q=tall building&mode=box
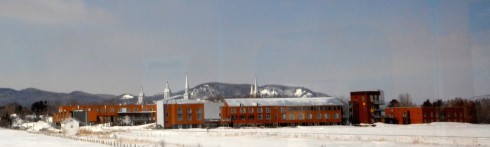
[163,81,171,99]
[183,75,190,100]
[137,87,145,104]
[349,90,384,124]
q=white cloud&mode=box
[0,0,114,25]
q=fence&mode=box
[32,131,152,147]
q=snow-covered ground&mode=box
[112,123,490,147]
[3,122,490,147]
[0,128,107,147]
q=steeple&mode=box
[250,84,254,96]
[183,75,189,100]
[163,81,171,99]
[251,77,259,98]
[255,78,258,98]
[137,86,144,104]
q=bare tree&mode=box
[398,93,415,107]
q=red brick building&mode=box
[53,104,156,126]
[220,97,344,127]
[385,107,465,124]
[349,91,384,124]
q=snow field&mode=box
[3,122,489,147]
[0,128,108,147]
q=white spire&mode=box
[184,75,189,100]
[252,77,259,98]
[164,81,171,99]
[137,86,144,104]
[250,84,254,96]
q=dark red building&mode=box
[220,97,344,127]
[385,107,465,124]
[349,91,384,124]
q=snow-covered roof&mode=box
[224,97,343,107]
[162,99,205,104]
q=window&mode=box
[265,108,271,113]
[289,114,295,120]
[266,114,271,120]
[177,108,183,121]
[280,107,286,113]
[94,108,98,112]
[240,108,246,113]
[334,113,339,119]
[102,108,106,113]
[248,108,254,113]
[431,112,434,117]
[299,114,304,120]
[362,96,365,102]
[325,114,330,119]
[134,107,138,112]
[177,108,183,114]
[370,95,373,101]
[231,108,236,113]
[110,107,114,112]
[258,115,263,120]
[177,114,183,121]
[240,115,246,120]
[316,114,322,119]
[197,114,202,120]
[423,113,427,118]
[307,114,312,119]
[258,107,263,113]
[282,114,287,120]
[248,115,255,120]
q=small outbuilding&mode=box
[61,117,80,135]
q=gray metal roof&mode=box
[224,97,343,107]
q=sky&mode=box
[0,0,489,104]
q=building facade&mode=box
[53,104,156,126]
[220,97,343,127]
[349,91,384,124]
[156,100,209,129]
[385,107,465,124]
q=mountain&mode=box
[470,94,490,100]
[148,82,329,101]
[0,83,329,106]
[0,88,116,107]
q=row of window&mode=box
[61,107,154,113]
[177,108,203,114]
[230,113,340,121]
[230,106,341,114]
[423,112,463,118]
[176,113,202,121]
[288,106,341,111]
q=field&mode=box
[2,122,489,147]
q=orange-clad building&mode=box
[385,107,465,124]
[162,102,205,129]
[220,97,344,127]
[53,104,156,126]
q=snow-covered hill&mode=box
[158,82,328,100]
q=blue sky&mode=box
[0,0,489,104]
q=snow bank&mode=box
[21,121,60,133]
